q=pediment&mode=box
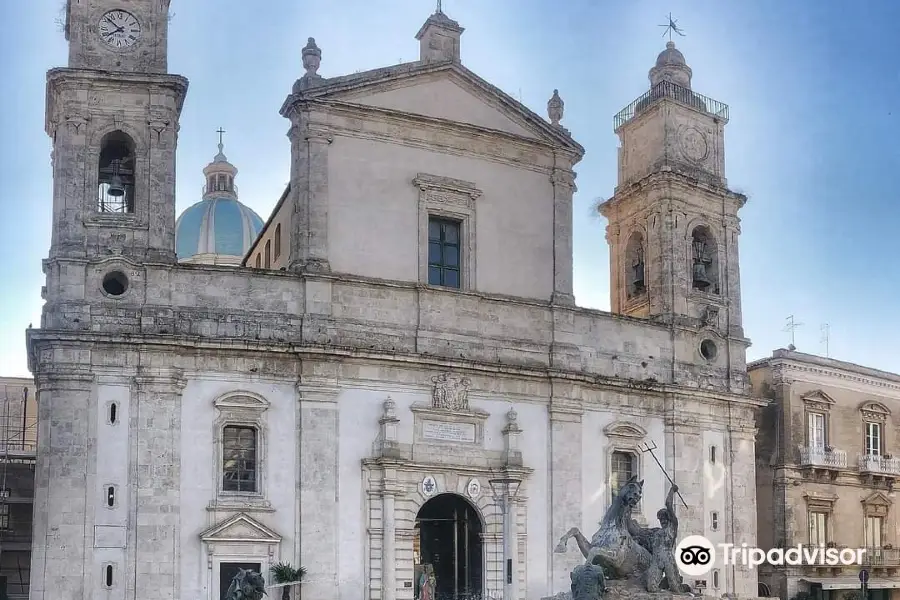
[862,491,892,507]
[800,389,836,409]
[199,512,281,543]
[604,421,648,439]
[296,62,582,152]
[213,390,270,411]
[859,401,890,421]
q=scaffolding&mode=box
[0,380,37,600]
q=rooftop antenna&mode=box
[783,315,803,348]
[658,13,685,41]
[820,324,830,357]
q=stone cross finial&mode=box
[302,37,321,77]
[547,89,564,126]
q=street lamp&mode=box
[488,473,522,600]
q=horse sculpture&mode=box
[224,568,267,600]
[555,475,652,581]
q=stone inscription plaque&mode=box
[423,420,476,443]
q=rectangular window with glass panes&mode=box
[427,217,461,288]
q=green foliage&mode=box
[269,562,306,584]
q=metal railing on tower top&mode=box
[613,81,729,130]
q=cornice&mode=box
[600,170,745,216]
[766,359,900,395]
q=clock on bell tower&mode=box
[64,0,170,72]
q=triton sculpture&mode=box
[224,569,267,600]
[555,475,689,597]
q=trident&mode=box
[638,440,688,508]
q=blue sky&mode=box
[2,1,899,378]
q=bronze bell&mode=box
[106,159,126,197]
[692,260,710,289]
[632,260,645,291]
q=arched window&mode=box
[264,240,271,269]
[274,224,281,260]
[97,131,136,214]
[624,231,646,298]
[690,225,719,294]
[255,254,261,268]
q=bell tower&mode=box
[598,42,747,342]
[46,0,187,265]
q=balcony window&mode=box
[427,217,461,289]
[866,422,882,456]
[808,413,826,449]
[808,511,828,546]
[866,516,883,549]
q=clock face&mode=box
[98,10,141,49]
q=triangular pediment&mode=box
[199,512,281,543]
[862,491,892,507]
[295,62,582,152]
[800,389,836,406]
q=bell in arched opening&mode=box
[106,159,126,197]
[692,239,712,290]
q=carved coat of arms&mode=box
[431,373,471,411]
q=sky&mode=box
[1,1,900,378]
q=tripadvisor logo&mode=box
[675,536,866,576]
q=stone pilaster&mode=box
[550,167,576,305]
[29,371,95,600]
[145,115,179,263]
[728,426,759,598]
[49,115,90,258]
[297,370,340,600]
[129,367,185,600]
[382,489,399,600]
[548,381,583,593]
[286,120,332,274]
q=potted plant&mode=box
[270,562,306,600]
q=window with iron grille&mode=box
[222,426,257,492]
[427,217,461,288]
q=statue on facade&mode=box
[417,564,436,600]
[224,569,267,600]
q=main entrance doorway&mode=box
[414,494,484,600]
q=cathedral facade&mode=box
[29,2,762,600]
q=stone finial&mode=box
[293,37,324,93]
[502,405,522,466]
[547,89,564,126]
[506,407,518,424]
[302,37,321,76]
[377,396,401,457]
[383,396,397,418]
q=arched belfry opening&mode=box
[690,225,719,294]
[624,231,646,298]
[414,493,484,600]
[98,130,136,214]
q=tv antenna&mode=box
[658,13,685,41]
[783,315,803,348]
[820,324,830,357]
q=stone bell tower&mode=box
[46,0,187,267]
[598,42,747,346]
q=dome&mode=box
[176,196,264,265]
[655,41,686,67]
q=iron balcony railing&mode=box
[203,183,238,196]
[799,445,848,469]
[613,81,729,130]
[859,454,900,476]
[861,547,900,567]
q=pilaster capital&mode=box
[133,367,186,392]
[550,168,577,193]
[296,377,339,403]
[35,371,94,392]
[305,125,333,144]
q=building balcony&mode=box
[862,547,900,568]
[799,446,848,469]
[858,454,900,476]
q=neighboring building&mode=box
[29,2,763,600]
[752,349,900,600]
[175,141,265,265]
[0,377,38,600]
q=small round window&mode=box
[699,339,718,361]
[101,271,129,297]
